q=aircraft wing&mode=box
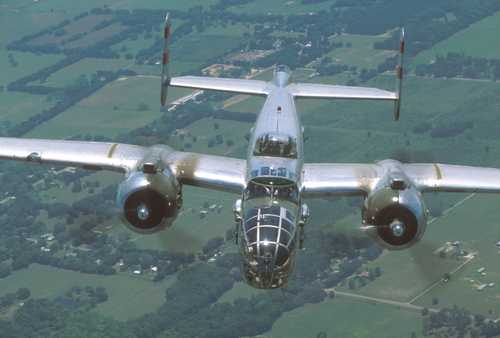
[0,137,147,173]
[163,151,246,193]
[0,137,246,194]
[301,163,380,198]
[287,83,398,101]
[169,76,271,95]
[403,163,500,193]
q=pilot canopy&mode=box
[253,133,297,159]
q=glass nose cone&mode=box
[137,204,150,221]
[240,205,298,288]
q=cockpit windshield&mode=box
[253,133,297,159]
[276,64,290,73]
[244,181,299,205]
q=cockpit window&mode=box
[253,133,297,159]
[276,65,289,73]
[244,181,299,205]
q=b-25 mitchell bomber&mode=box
[2,15,500,289]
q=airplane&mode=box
[2,15,500,289]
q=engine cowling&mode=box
[116,168,181,233]
[362,186,428,250]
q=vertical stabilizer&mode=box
[160,13,171,106]
[394,28,405,121]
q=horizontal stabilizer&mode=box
[169,76,271,95]
[287,83,398,101]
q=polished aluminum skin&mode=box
[116,168,181,234]
[4,21,500,288]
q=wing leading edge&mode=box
[0,137,147,173]
[301,163,380,198]
[302,162,500,198]
[403,163,500,193]
[0,138,246,194]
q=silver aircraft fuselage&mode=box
[238,66,305,288]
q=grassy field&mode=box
[327,33,397,69]
[0,91,53,126]
[0,3,66,48]
[229,0,335,15]
[26,76,192,139]
[30,14,115,47]
[338,193,500,317]
[1,0,219,16]
[413,11,500,66]
[44,58,135,87]
[267,297,421,338]
[171,34,243,63]
[0,264,176,321]
[411,194,500,316]
[168,117,251,157]
[0,51,64,87]
[37,171,121,205]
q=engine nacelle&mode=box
[116,168,181,234]
[362,186,427,250]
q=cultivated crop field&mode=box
[327,33,397,69]
[413,10,500,65]
[0,92,52,126]
[26,77,192,139]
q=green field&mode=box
[267,297,421,338]
[413,11,500,66]
[0,4,65,48]
[1,0,219,17]
[44,58,135,87]
[327,34,397,69]
[412,194,500,316]
[168,117,251,157]
[0,264,176,321]
[171,34,243,63]
[339,193,500,317]
[200,22,254,38]
[37,171,121,205]
[229,0,335,15]
[30,14,115,47]
[0,91,53,126]
[0,51,64,87]
[26,76,192,139]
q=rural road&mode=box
[327,289,439,314]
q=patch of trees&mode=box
[64,286,109,307]
[317,57,354,76]
[422,306,500,337]
[2,297,131,338]
[0,288,31,310]
[416,52,500,81]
